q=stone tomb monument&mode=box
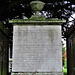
[9,1,66,75]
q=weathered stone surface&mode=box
[11,72,63,75]
[12,25,62,72]
[30,1,45,20]
[9,19,66,25]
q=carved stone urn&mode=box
[30,1,45,20]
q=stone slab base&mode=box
[11,72,63,75]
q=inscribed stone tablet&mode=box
[12,25,62,72]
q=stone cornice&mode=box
[9,18,66,25]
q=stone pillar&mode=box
[9,1,66,75]
[9,18,65,75]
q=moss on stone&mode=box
[9,18,65,21]
[29,15,46,21]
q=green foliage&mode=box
[63,69,67,75]
[62,47,66,55]
[64,58,67,68]
[63,58,67,74]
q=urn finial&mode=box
[30,0,46,20]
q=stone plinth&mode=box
[9,19,66,75]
